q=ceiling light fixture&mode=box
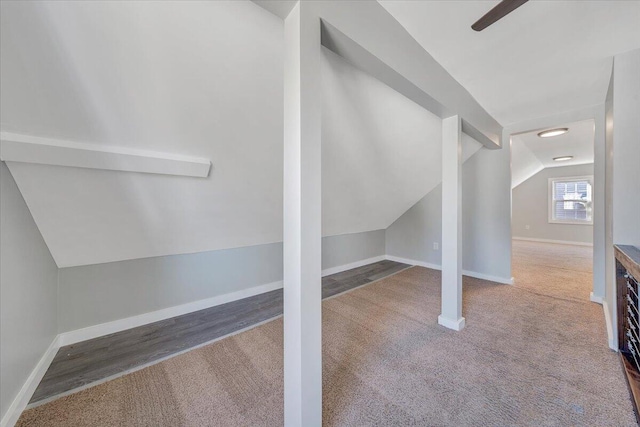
[553,156,573,162]
[538,128,569,138]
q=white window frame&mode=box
[548,175,594,225]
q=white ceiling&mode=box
[516,119,595,168]
[380,0,640,125]
[511,119,594,188]
[1,1,481,267]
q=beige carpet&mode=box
[18,241,636,426]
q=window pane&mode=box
[554,200,589,221]
[552,179,592,222]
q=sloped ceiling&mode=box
[1,1,481,267]
[516,119,595,168]
[511,119,594,188]
[380,0,640,125]
[510,138,543,189]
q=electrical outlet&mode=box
[525,225,530,230]
[433,242,439,250]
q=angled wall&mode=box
[0,162,58,425]
[386,144,512,283]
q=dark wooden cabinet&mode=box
[615,244,640,424]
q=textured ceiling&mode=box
[380,0,640,125]
[1,1,481,267]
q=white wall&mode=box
[0,162,58,423]
[604,68,615,348]
[605,48,640,349]
[612,48,640,246]
[512,164,594,245]
[1,1,463,269]
[386,144,513,282]
[510,136,544,189]
[461,145,512,281]
[322,230,385,270]
[386,184,442,267]
[58,230,385,333]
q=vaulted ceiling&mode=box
[380,0,640,125]
[511,119,595,188]
[517,119,595,168]
[1,1,481,267]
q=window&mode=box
[548,176,593,224]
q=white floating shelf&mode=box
[0,132,211,178]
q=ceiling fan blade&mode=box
[471,0,529,32]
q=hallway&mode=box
[17,242,635,426]
[512,240,594,302]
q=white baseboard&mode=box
[321,255,386,276]
[590,292,604,304]
[385,255,441,271]
[462,270,515,285]
[1,336,60,427]
[385,255,514,285]
[437,315,466,331]
[58,255,389,346]
[512,237,593,247]
[602,299,617,351]
[59,280,284,346]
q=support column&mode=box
[283,3,322,427]
[438,115,465,331]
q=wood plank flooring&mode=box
[30,260,409,405]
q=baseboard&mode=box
[385,255,441,271]
[385,255,514,285]
[590,292,604,304]
[437,315,466,331]
[321,255,386,276]
[462,270,515,285]
[58,255,389,346]
[602,299,617,351]
[58,280,284,346]
[0,336,60,427]
[512,237,593,247]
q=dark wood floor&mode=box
[30,260,410,405]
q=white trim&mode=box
[321,255,386,276]
[58,255,388,346]
[0,132,211,178]
[548,175,594,225]
[28,256,408,409]
[590,292,604,304]
[0,336,60,427]
[462,270,514,285]
[512,236,593,247]
[385,255,441,271]
[385,255,514,285]
[602,299,617,351]
[58,280,283,346]
[437,315,466,331]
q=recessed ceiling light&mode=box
[538,128,569,138]
[553,156,573,162]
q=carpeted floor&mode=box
[17,241,636,426]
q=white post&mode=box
[283,3,322,427]
[438,115,465,331]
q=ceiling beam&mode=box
[315,1,502,149]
